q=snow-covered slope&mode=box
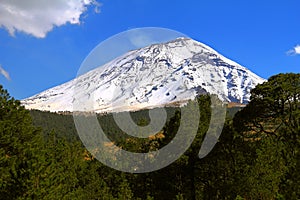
[22,37,265,113]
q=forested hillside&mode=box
[0,73,299,199]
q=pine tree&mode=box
[233,73,300,199]
[0,85,41,199]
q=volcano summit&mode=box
[22,38,265,113]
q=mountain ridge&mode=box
[22,37,265,113]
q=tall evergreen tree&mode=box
[0,85,42,199]
[233,73,300,199]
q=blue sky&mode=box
[0,0,299,100]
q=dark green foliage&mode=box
[0,73,299,199]
[29,110,79,142]
[234,73,300,139]
[233,73,300,199]
[0,85,42,199]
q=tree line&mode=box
[0,73,299,199]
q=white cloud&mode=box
[129,35,157,48]
[0,0,100,38]
[127,30,159,48]
[0,65,11,80]
[287,45,300,56]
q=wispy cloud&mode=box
[0,0,101,38]
[127,29,159,48]
[287,45,300,56]
[0,65,11,80]
[129,34,157,48]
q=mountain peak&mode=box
[22,38,265,113]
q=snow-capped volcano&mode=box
[22,37,265,113]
